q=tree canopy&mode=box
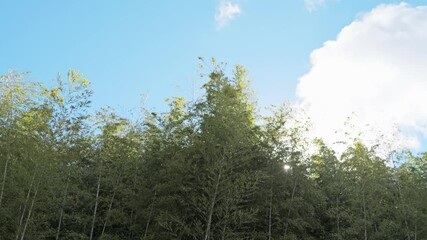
[0,62,426,239]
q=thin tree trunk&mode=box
[142,200,153,240]
[100,188,117,238]
[336,196,340,240]
[129,209,135,240]
[90,172,102,240]
[1,76,15,208]
[220,206,229,240]
[0,155,10,208]
[404,219,410,240]
[284,177,297,237]
[100,171,124,239]
[204,168,222,240]
[17,204,22,225]
[15,172,36,240]
[56,169,71,240]
[221,225,227,240]
[395,179,411,240]
[268,188,273,240]
[128,164,139,240]
[20,183,39,240]
[414,211,417,240]
[142,191,156,239]
[100,191,115,238]
[362,189,367,240]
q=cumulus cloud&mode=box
[304,0,326,12]
[297,3,427,154]
[215,0,241,30]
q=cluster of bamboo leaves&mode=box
[0,63,426,240]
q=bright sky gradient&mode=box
[1,0,427,151]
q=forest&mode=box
[0,61,426,240]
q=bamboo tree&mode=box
[15,171,36,240]
[19,183,39,240]
[0,72,27,208]
[204,163,222,240]
[100,172,122,238]
[55,166,71,240]
[90,168,102,240]
[0,155,9,208]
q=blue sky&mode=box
[2,0,427,151]
[0,0,413,110]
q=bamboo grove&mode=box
[0,62,427,239]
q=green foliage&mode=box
[1,63,427,239]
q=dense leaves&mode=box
[0,63,427,239]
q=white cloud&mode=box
[296,3,427,154]
[215,0,241,30]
